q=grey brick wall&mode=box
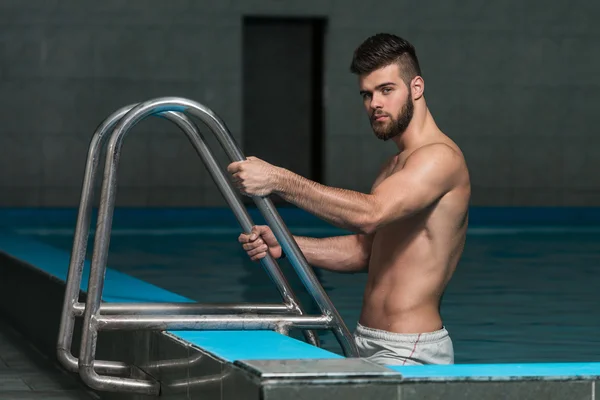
[0,1,598,207]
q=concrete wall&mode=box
[0,1,598,207]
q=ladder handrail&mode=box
[57,104,319,373]
[168,97,356,353]
[126,98,357,355]
[58,106,321,394]
[56,104,137,376]
[57,97,358,395]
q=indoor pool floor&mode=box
[0,317,95,400]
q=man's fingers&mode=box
[227,162,242,173]
[251,251,267,261]
[250,226,261,241]
[242,240,264,251]
[240,225,269,245]
[239,232,262,243]
[253,225,272,239]
[247,245,268,257]
[231,173,242,184]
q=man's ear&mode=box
[411,76,425,100]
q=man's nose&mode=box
[370,93,384,110]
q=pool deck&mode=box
[0,208,599,399]
[0,317,96,400]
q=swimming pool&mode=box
[3,206,600,364]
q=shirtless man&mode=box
[227,33,471,366]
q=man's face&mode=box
[358,64,414,141]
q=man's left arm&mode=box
[274,144,463,234]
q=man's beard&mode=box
[370,94,414,141]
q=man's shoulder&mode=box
[404,142,469,191]
[407,142,465,168]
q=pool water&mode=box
[5,207,600,364]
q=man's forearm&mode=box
[292,234,371,273]
[274,169,378,234]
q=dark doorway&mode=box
[242,17,326,204]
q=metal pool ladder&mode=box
[56,97,359,395]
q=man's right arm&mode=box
[292,234,373,273]
[240,157,392,272]
[290,156,393,273]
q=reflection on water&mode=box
[31,228,600,364]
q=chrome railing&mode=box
[57,97,359,395]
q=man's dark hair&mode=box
[350,33,422,86]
